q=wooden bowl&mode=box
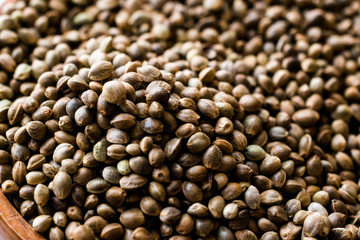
[0,190,45,240]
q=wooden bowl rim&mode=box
[0,190,45,240]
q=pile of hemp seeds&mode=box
[0,0,360,239]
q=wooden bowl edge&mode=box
[0,190,45,240]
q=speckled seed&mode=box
[102,80,126,104]
[86,178,110,194]
[53,171,72,199]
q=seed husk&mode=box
[86,178,110,194]
[202,145,222,170]
[120,174,148,190]
[103,80,126,104]
[26,171,47,185]
[303,212,325,237]
[88,61,113,81]
[34,184,50,206]
[208,195,225,218]
[244,145,266,161]
[72,225,95,240]
[100,223,124,240]
[245,185,260,210]
[84,216,108,233]
[120,208,145,228]
[260,190,283,205]
[32,215,52,233]
[187,132,211,153]
[292,109,320,127]
[279,222,301,240]
[53,171,72,199]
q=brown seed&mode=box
[110,113,136,130]
[148,181,166,202]
[102,80,126,104]
[199,67,215,83]
[223,203,239,220]
[148,148,166,167]
[26,171,46,185]
[208,195,225,218]
[176,109,200,124]
[243,115,263,137]
[102,166,121,184]
[34,184,50,206]
[8,101,23,125]
[88,61,113,81]
[182,181,203,202]
[258,218,278,233]
[53,171,72,200]
[187,132,211,153]
[279,222,301,240]
[26,121,47,140]
[137,65,161,83]
[105,187,126,208]
[235,229,257,240]
[335,152,353,170]
[100,223,124,240]
[267,205,288,223]
[303,212,324,237]
[187,203,208,217]
[86,178,110,194]
[292,109,320,127]
[221,182,242,200]
[84,216,108,233]
[49,227,65,240]
[131,227,154,240]
[106,128,130,144]
[260,189,283,205]
[202,145,222,170]
[32,215,52,233]
[240,94,261,112]
[120,208,145,228]
[260,155,281,174]
[1,179,18,194]
[229,130,247,151]
[197,99,219,119]
[285,199,301,218]
[11,143,30,162]
[140,196,162,216]
[72,225,95,240]
[190,56,208,71]
[12,161,27,185]
[53,143,74,163]
[140,117,164,134]
[245,185,260,210]
[215,117,234,135]
[185,165,207,182]
[146,87,170,105]
[67,75,89,92]
[54,131,76,145]
[120,174,148,190]
[160,206,182,225]
[298,134,314,158]
[213,139,234,154]
[175,213,194,235]
[107,144,127,160]
[81,90,98,109]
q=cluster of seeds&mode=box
[0,0,360,239]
